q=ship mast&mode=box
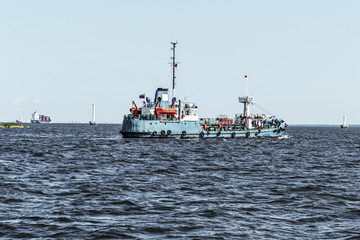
[171,41,178,100]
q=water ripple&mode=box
[0,124,360,239]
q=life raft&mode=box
[156,108,177,115]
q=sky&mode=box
[1,0,359,124]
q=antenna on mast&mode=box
[245,75,248,96]
[171,41,178,100]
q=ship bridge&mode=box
[155,88,170,108]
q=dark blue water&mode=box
[1,124,359,239]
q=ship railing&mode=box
[125,114,179,121]
[201,119,283,131]
[238,96,254,103]
[202,124,280,132]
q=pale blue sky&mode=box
[1,0,359,124]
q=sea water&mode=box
[0,124,359,239]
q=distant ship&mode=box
[89,102,98,125]
[340,115,348,128]
[31,111,52,123]
[15,117,23,123]
[120,42,287,138]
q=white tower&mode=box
[341,115,348,128]
[90,102,97,125]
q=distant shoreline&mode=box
[0,123,29,128]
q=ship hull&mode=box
[120,118,202,138]
[120,119,286,138]
[31,120,51,124]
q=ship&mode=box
[15,117,23,123]
[31,110,52,123]
[120,42,287,138]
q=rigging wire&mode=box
[253,103,273,116]
[254,102,286,120]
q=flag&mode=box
[174,63,178,68]
[139,94,145,99]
